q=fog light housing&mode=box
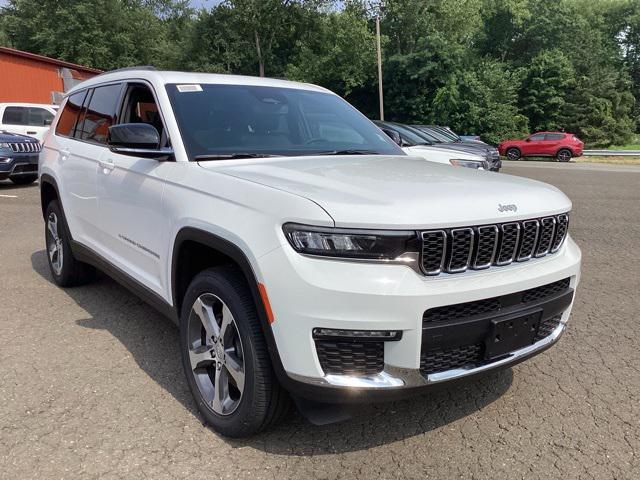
[0,157,12,163]
[312,328,402,342]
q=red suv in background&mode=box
[498,132,584,162]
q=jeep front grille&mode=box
[8,142,41,153]
[420,213,569,275]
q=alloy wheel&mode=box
[557,150,571,162]
[506,148,520,160]
[47,212,64,276]
[187,293,245,416]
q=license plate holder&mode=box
[484,309,542,360]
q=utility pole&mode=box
[375,14,384,121]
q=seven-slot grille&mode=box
[8,142,41,153]
[420,213,569,275]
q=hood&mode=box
[430,141,495,156]
[199,155,571,229]
[0,130,38,143]
[405,145,484,161]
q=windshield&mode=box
[380,123,432,146]
[165,84,403,160]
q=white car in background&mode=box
[375,120,492,170]
[0,103,58,142]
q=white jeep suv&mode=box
[40,69,581,437]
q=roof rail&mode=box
[103,65,158,74]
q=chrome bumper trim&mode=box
[289,323,565,390]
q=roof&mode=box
[0,102,58,111]
[67,69,332,96]
[0,46,103,74]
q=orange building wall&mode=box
[0,52,66,103]
[0,52,96,103]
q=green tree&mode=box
[285,9,377,96]
[520,50,575,132]
[0,0,190,70]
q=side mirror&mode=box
[381,128,402,146]
[525,138,531,142]
[108,123,173,159]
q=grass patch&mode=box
[574,156,640,165]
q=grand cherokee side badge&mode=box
[498,204,518,213]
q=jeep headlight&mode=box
[449,158,488,169]
[283,223,418,260]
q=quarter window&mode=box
[76,84,122,145]
[55,91,87,137]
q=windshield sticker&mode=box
[177,84,203,93]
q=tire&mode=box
[180,266,291,437]
[44,200,95,287]
[506,147,521,160]
[10,174,37,185]
[556,149,572,162]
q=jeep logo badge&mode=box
[498,204,518,213]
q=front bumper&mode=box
[0,153,39,180]
[258,235,581,402]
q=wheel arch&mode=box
[40,173,60,219]
[170,227,288,382]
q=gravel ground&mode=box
[0,162,638,479]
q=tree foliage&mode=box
[1,0,638,146]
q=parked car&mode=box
[374,121,493,170]
[498,132,584,162]
[0,130,41,185]
[412,124,501,169]
[40,68,581,437]
[460,134,483,143]
[0,103,58,142]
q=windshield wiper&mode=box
[314,149,380,156]
[195,153,280,161]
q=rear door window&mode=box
[55,91,88,137]
[545,133,565,141]
[76,83,123,145]
[26,107,55,126]
[529,134,546,141]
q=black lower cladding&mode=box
[315,340,384,376]
[420,278,572,376]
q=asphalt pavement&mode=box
[0,161,638,479]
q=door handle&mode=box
[99,159,115,172]
[60,149,70,162]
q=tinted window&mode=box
[77,84,122,144]
[529,134,546,141]
[2,106,55,126]
[545,133,565,141]
[2,106,27,125]
[26,107,54,126]
[55,91,87,137]
[166,84,402,159]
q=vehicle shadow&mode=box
[31,249,513,455]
